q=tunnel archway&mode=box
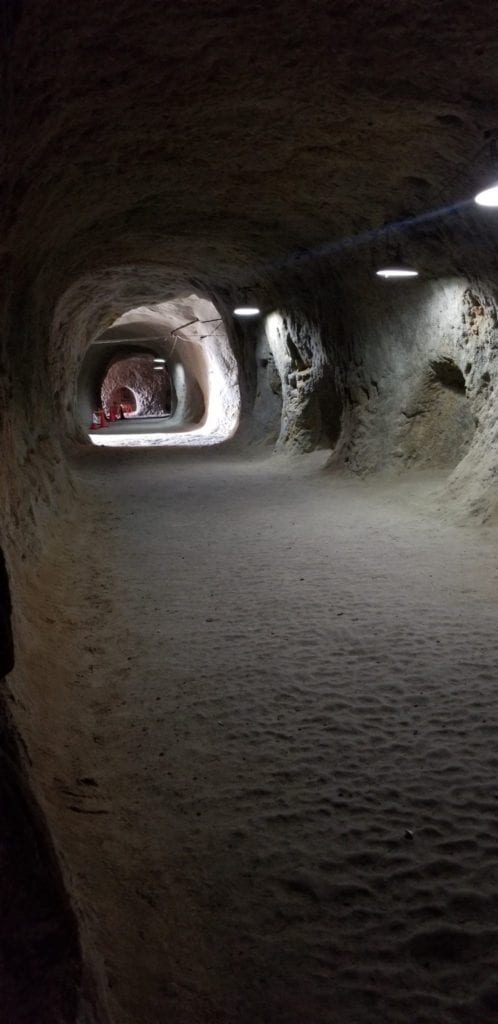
[50,270,243,449]
[75,293,241,447]
[100,354,171,419]
[108,386,137,416]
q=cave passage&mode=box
[4,4,498,1023]
[101,355,172,420]
[83,295,240,448]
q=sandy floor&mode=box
[9,448,498,1024]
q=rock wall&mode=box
[0,550,14,678]
[263,308,342,452]
[0,708,84,1024]
[324,270,498,520]
[248,263,498,519]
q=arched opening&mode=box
[398,356,475,469]
[82,293,240,447]
[108,386,137,416]
[100,354,172,419]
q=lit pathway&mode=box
[89,415,229,447]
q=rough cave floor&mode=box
[9,450,498,1024]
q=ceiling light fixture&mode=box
[376,266,418,279]
[475,184,498,207]
[153,357,166,363]
[233,307,260,316]
[474,138,498,206]
[375,234,418,279]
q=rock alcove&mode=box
[396,356,476,469]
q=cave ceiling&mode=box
[3,1,498,291]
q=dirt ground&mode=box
[8,447,498,1024]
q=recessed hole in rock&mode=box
[398,357,474,469]
[429,358,466,393]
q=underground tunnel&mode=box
[75,295,240,447]
[2,4,498,1023]
[100,355,173,420]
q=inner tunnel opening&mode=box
[80,293,241,448]
[100,355,172,420]
[108,386,137,417]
